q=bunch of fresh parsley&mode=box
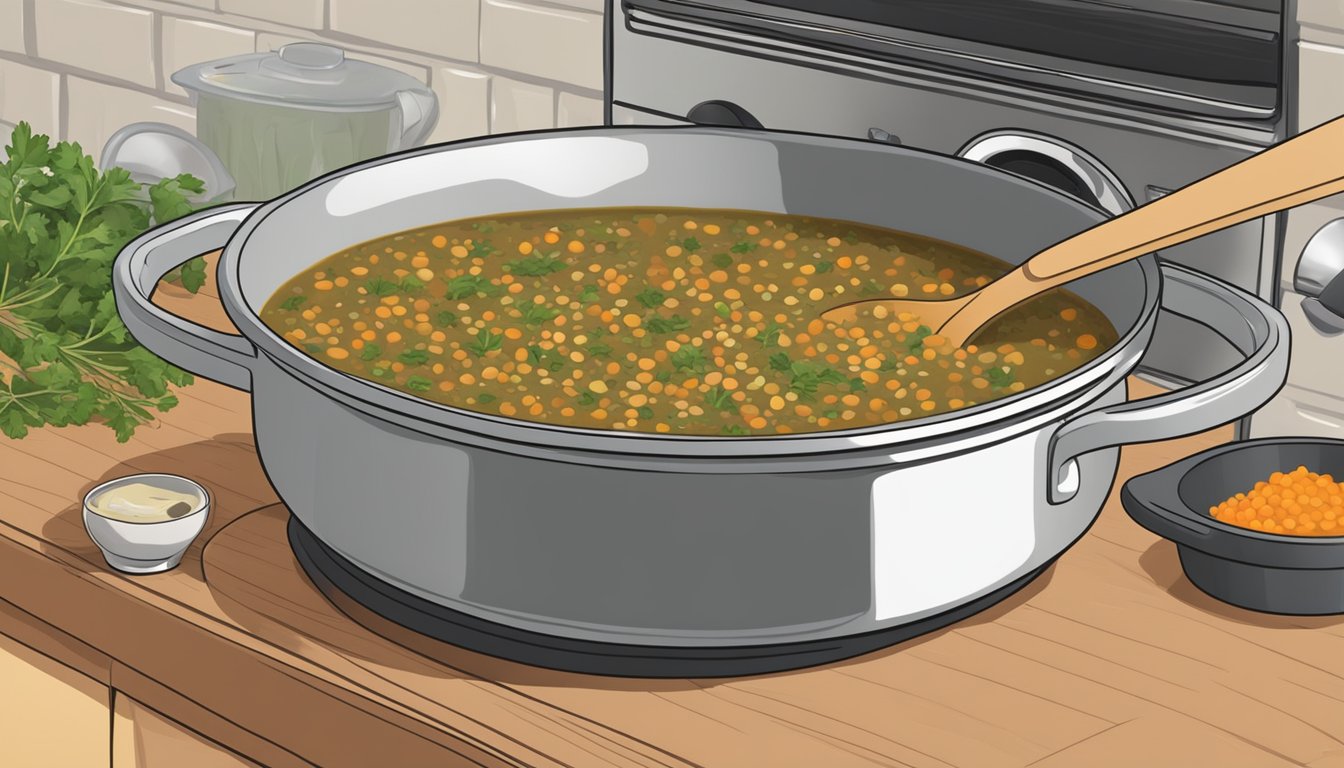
[0,122,206,441]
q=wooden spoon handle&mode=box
[1024,114,1344,285]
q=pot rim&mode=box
[215,126,1161,458]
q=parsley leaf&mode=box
[705,385,735,411]
[987,366,1016,388]
[859,278,886,296]
[365,278,399,297]
[520,303,561,325]
[670,346,709,373]
[907,325,933,353]
[468,329,503,357]
[445,274,499,300]
[505,254,566,276]
[0,122,203,441]
[756,322,783,347]
[279,294,307,311]
[635,286,666,308]
[398,349,430,365]
[788,361,846,400]
[645,314,690,334]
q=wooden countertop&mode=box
[1,278,1342,768]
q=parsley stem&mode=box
[0,282,60,313]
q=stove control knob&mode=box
[686,100,763,130]
[958,131,1134,217]
[867,127,901,145]
[1295,218,1344,333]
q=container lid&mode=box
[170,43,429,110]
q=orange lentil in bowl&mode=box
[1210,465,1344,536]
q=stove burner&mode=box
[288,516,1051,677]
[982,150,1104,210]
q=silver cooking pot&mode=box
[113,128,1288,676]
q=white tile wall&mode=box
[429,66,490,143]
[329,0,478,62]
[1298,0,1344,35]
[545,0,605,10]
[1296,42,1344,131]
[491,76,553,133]
[480,0,603,90]
[1280,40,1344,288]
[0,0,604,167]
[0,59,60,138]
[1253,23,1344,437]
[557,91,602,127]
[217,0,325,29]
[65,77,195,158]
[33,0,158,87]
[161,17,256,96]
[0,0,26,55]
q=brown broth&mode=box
[260,208,1117,435]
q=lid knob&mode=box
[277,43,345,70]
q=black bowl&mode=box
[1121,438,1344,615]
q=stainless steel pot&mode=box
[113,128,1289,676]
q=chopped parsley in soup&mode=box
[261,208,1117,435]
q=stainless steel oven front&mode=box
[605,0,1293,422]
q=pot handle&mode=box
[396,88,440,149]
[1047,263,1289,504]
[112,204,259,392]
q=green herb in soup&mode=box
[260,208,1117,435]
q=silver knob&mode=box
[277,42,345,69]
[1294,218,1344,333]
[867,127,901,145]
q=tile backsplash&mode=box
[0,0,604,161]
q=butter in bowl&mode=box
[1122,438,1344,615]
[82,473,210,574]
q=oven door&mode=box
[620,0,1283,120]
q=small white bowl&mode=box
[82,473,210,574]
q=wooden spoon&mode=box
[821,114,1344,347]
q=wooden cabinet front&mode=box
[0,630,110,767]
[113,693,259,768]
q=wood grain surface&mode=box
[0,265,1341,767]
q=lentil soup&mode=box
[260,208,1118,435]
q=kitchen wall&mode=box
[0,0,605,162]
[1250,1,1344,439]
[1285,0,1344,292]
